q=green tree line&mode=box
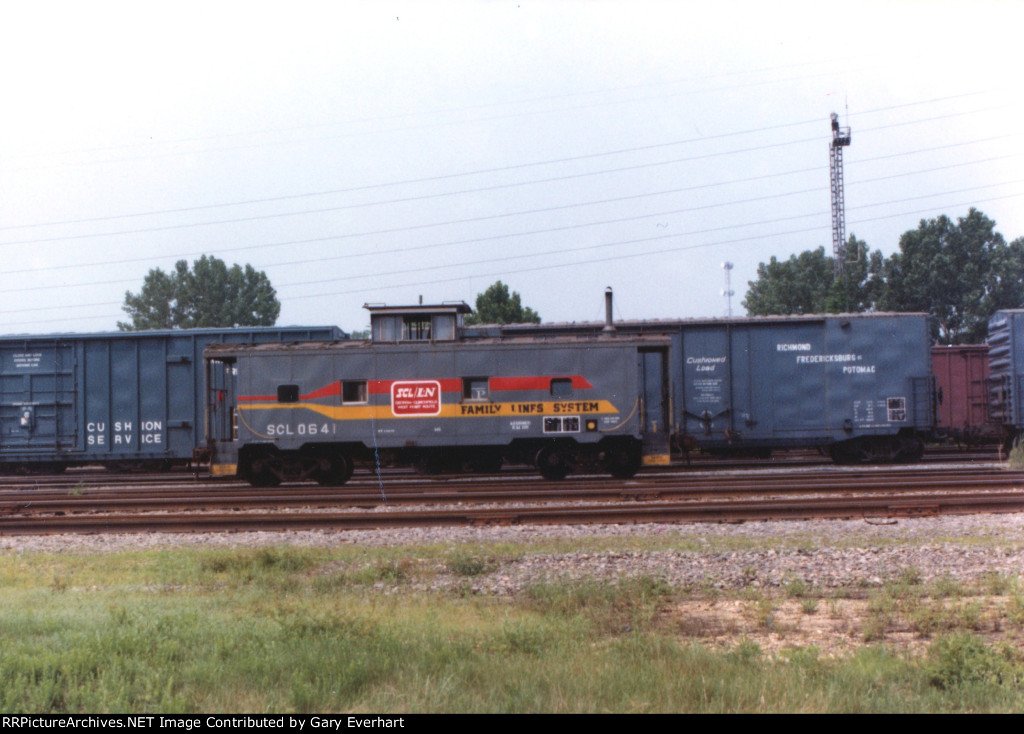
[120,256,280,331]
[743,208,1024,344]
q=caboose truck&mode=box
[204,302,672,485]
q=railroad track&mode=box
[0,465,1019,509]
[0,443,1000,489]
[1,464,1022,535]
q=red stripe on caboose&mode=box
[367,379,462,395]
[239,382,342,402]
[303,382,342,400]
[490,376,593,391]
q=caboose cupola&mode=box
[364,301,472,343]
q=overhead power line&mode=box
[2,187,1022,326]
[0,145,1019,284]
[0,92,1004,237]
[0,148,1020,285]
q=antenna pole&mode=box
[829,112,852,280]
[721,262,734,317]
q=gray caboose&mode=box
[204,302,671,485]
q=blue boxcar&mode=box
[986,309,1024,442]
[468,312,935,462]
[675,314,934,461]
[0,326,344,472]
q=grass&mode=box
[1,544,1024,712]
[1007,440,1024,469]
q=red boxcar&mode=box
[931,345,996,443]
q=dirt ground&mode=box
[668,595,1022,657]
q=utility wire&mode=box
[0,92,1004,236]
[3,188,1022,325]
[0,143,1017,282]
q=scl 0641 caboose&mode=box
[203,302,671,485]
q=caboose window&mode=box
[343,380,368,404]
[402,317,431,341]
[373,316,401,342]
[433,314,457,341]
[550,378,573,398]
[463,377,489,401]
[277,384,300,403]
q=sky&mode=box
[1,0,1022,334]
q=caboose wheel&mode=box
[605,443,642,479]
[247,466,282,487]
[536,445,571,481]
[315,453,353,486]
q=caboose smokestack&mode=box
[603,287,616,333]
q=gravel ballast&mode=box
[3,511,1023,594]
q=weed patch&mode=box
[199,547,316,578]
[1007,440,1024,469]
[909,600,983,637]
[522,575,672,634]
[445,551,499,577]
[927,634,1024,690]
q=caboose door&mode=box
[639,347,671,463]
[206,356,238,445]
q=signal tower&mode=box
[829,112,852,279]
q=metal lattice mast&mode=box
[829,112,852,279]
[721,261,734,317]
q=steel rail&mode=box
[0,463,1017,496]
[1,490,1023,535]
[0,447,1004,490]
[2,466,1023,509]
[2,471,1023,516]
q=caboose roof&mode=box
[362,301,472,316]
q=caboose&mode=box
[203,302,671,485]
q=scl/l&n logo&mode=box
[391,380,442,416]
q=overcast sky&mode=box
[1,0,1022,334]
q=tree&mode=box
[870,209,1024,344]
[743,237,878,316]
[464,281,540,325]
[119,255,281,330]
